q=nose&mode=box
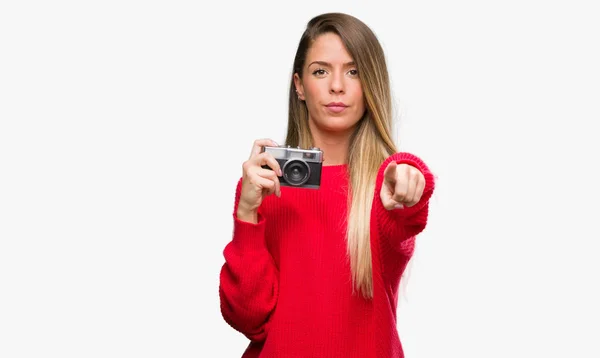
[329,72,345,94]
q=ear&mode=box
[293,73,305,101]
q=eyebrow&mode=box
[307,61,355,68]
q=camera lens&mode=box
[283,159,310,186]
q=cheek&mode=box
[305,83,322,101]
[352,88,365,110]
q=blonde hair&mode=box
[286,13,397,299]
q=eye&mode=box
[312,68,327,76]
[348,69,358,76]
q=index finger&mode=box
[383,161,397,185]
[253,152,282,177]
[250,138,279,159]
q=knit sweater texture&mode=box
[219,152,435,358]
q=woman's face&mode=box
[294,33,365,135]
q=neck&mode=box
[310,126,353,167]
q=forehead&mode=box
[306,33,353,64]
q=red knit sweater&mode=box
[219,152,435,358]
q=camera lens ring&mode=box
[282,159,311,186]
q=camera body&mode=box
[261,145,323,189]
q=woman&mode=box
[219,12,435,358]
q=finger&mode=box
[250,138,279,158]
[392,183,407,204]
[251,174,276,196]
[392,167,408,204]
[388,199,403,210]
[253,152,282,177]
[412,175,426,205]
[380,185,401,210]
[383,161,397,186]
[384,197,403,210]
[404,172,418,207]
[404,169,425,207]
[380,193,398,210]
[256,168,281,197]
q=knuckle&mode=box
[255,153,266,162]
[247,168,258,179]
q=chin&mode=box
[309,111,362,132]
[317,120,358,133]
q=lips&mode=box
[326,106,347,113]
[325,102,348,113]
[326,102,348,107]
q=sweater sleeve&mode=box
[373,152,435,250]
[219,178,279,342]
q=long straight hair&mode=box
[286,13,397,299]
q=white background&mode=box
[1,1,599,357]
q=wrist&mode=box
[236,203,258,224]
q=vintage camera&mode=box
[261,145,323,189]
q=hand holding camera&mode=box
[237,139,324,224]
[237,139,283,223]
